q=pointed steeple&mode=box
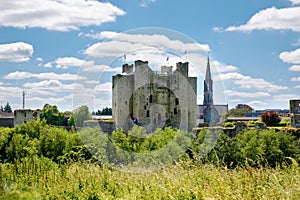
[203,56,213,105]
[205,56,212,81]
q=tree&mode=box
[73,105,92,127]
[261,110,281,126]
[95,107,112,115]
[68,114,75,127]
[236,104,253,111]
[225,104,253,118]
[2,102,12,113]
[40,104,65,126]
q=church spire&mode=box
[205,56,212,81]
[203,56,213,105]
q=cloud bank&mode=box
[0,0,125,31]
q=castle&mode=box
[112,58,227,132]
[112,60,197,132]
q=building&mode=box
[290,99,300,128]
[197,57,228,125]
[14,109,40,127]
[112,60,197,132]
[0,112,14,128]
[0,109,40,128]
[246,109,290,118]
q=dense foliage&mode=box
[73,105,92,127]
[0,120,299,168]
[224,104,253,118]
[1,160,299,199]
[261,110,281,126]
[0,121,299,198]
[40,104,68,126]
[94,107,112,115]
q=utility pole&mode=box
[22,91,26,109]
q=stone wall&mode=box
[83,120,115,135]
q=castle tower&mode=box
[203,57,213,105]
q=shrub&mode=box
[246,120,256,127]
[261,111,281,126]
[198,128,300,168]
[224,122,234,128]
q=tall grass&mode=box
[0,157,299,199]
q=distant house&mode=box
[246,109,290,118]
[226,117,260,123]
[0,109,40,128]
[0,112,14,128]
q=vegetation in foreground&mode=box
[0,120,299,199]
[0,158,299,199]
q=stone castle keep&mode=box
[112,60,197,132]
[290,99,300,128]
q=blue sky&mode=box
[1,0,300,111]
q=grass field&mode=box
[1,158,299,199]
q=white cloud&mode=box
[82,61,122,72]
[247,101,268,109]
[79,31,119,40]
[212,27,223,32]
[44,63,53,68]
[273,94,300,102]
[44,57,85,68]
[24,80,62,88]
[279,48,300,64]
[95,82,112,93]
[211,60,238,73]
[36,57,43,62]
[289,65,300,71]
[5,71,85,81]
[289,0,300,5]
[27,97,65,103]
[139,0,156,7]
[0,42,33,62]
[219,72,288,92]
[84,31,210,58]
[291,77,300,81]
[85,80,99,85]
[225,90,271,98]
[225,7,300,32]
[82,31,214,80]
[0,0,125,32]
[0,86,23,99]
[23,80,82,95]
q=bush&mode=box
[224,122,234,128]
[204,129,299,168]
[246,120,256,127]
[261,111,281,126]
[198,123,209,128]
